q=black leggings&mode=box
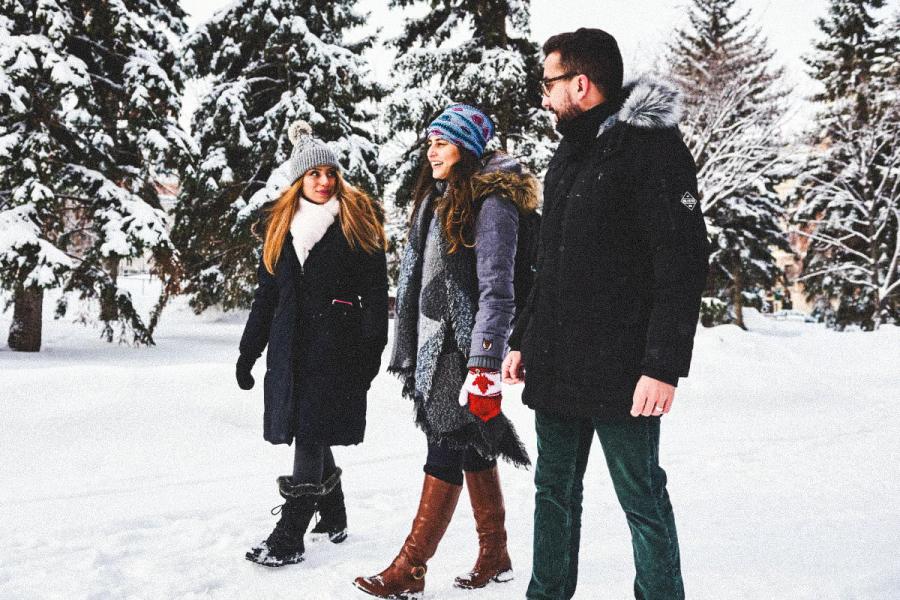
[292,442,336,484]
[424,439,496,486]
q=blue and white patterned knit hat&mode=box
[287,120,340,183]
[426,104,495,158]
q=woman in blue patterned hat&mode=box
[354,104,540,598]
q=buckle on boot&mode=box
[411,565,427,580]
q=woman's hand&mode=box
[235,355,256,390]
[458,368,502,422]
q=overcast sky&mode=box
[178,0,900,133]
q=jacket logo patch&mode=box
[680,192,697,211]
[482,339,493,351]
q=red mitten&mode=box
[458,368,502,422]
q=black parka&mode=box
[509,77,712,420]
[240,222,388,445]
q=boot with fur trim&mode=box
[245,474,338,567]
[309,467,348,543]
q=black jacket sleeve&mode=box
[507,283,537,351]
[354,247,389,387]
[239,255,278,363]
[634,129,712,385]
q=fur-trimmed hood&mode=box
[598,75,683,137]
[471,152,540,215]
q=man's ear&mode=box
[575,74,589,98]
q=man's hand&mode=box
[502,351,525,384]
[630,375,675,417]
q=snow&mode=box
[1,283,898,599]
[0,131,20,155]
[457,48,528,104]
[48,54,89,87]
[198,147,229,174]
[240,158,295,218]
[59,166,172,257]
[9,45,37,72]
[0,205,73,289]
[143,129,171,154]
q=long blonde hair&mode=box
[262,171,386,275]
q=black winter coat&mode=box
[239,223,388,445]
[509,77,712,420]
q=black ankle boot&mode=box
[245,476,324,567]
[309,467,347,543]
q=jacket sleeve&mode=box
[468,195,519,370]
[507,282,536,351]
[635,130,712,385]
[355,247,389,386]
[239,255,277,362]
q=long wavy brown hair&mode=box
[410,146,484,254]
[262,171,386,275]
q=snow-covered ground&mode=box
[1,277,898,599]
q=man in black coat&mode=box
[502,29,711,600]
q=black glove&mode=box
[235,355,256,390]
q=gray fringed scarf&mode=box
[389,189,477,399]
[388,189,530,468]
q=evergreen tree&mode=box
[872,10,900,92]
[379,0,555,277]
[173,0,384,312]
[805,0,886,123]
[0,0,190,351]
[792,0,899,328]
[667,0,791,329]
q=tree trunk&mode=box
[8,285,43,352]
[869,211,881,329]
[732,258,746,330]
[100,256,120,322]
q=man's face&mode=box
[541,51,581,123]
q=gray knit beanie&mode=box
[288,120,340,183]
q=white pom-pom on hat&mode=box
[288,120,313,146]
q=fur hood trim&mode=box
[471,153,540,214]
[599,75,682,136]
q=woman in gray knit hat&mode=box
[236,121,389,567]
[355,104,539,598]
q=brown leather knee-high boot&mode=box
[453,466,513,589]
[354,474,462,599]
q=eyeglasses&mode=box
[540,71,577,96]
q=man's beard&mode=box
[553,93,582,123]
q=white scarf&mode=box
[290,196,340,266]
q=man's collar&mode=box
[556,100,619,143]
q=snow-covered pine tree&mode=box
[667,0,791,329]
[379,0,555,254]
[173,0,383,312]
[0,0,190,351]
[792,0,899,328]
[805,0,887,124]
